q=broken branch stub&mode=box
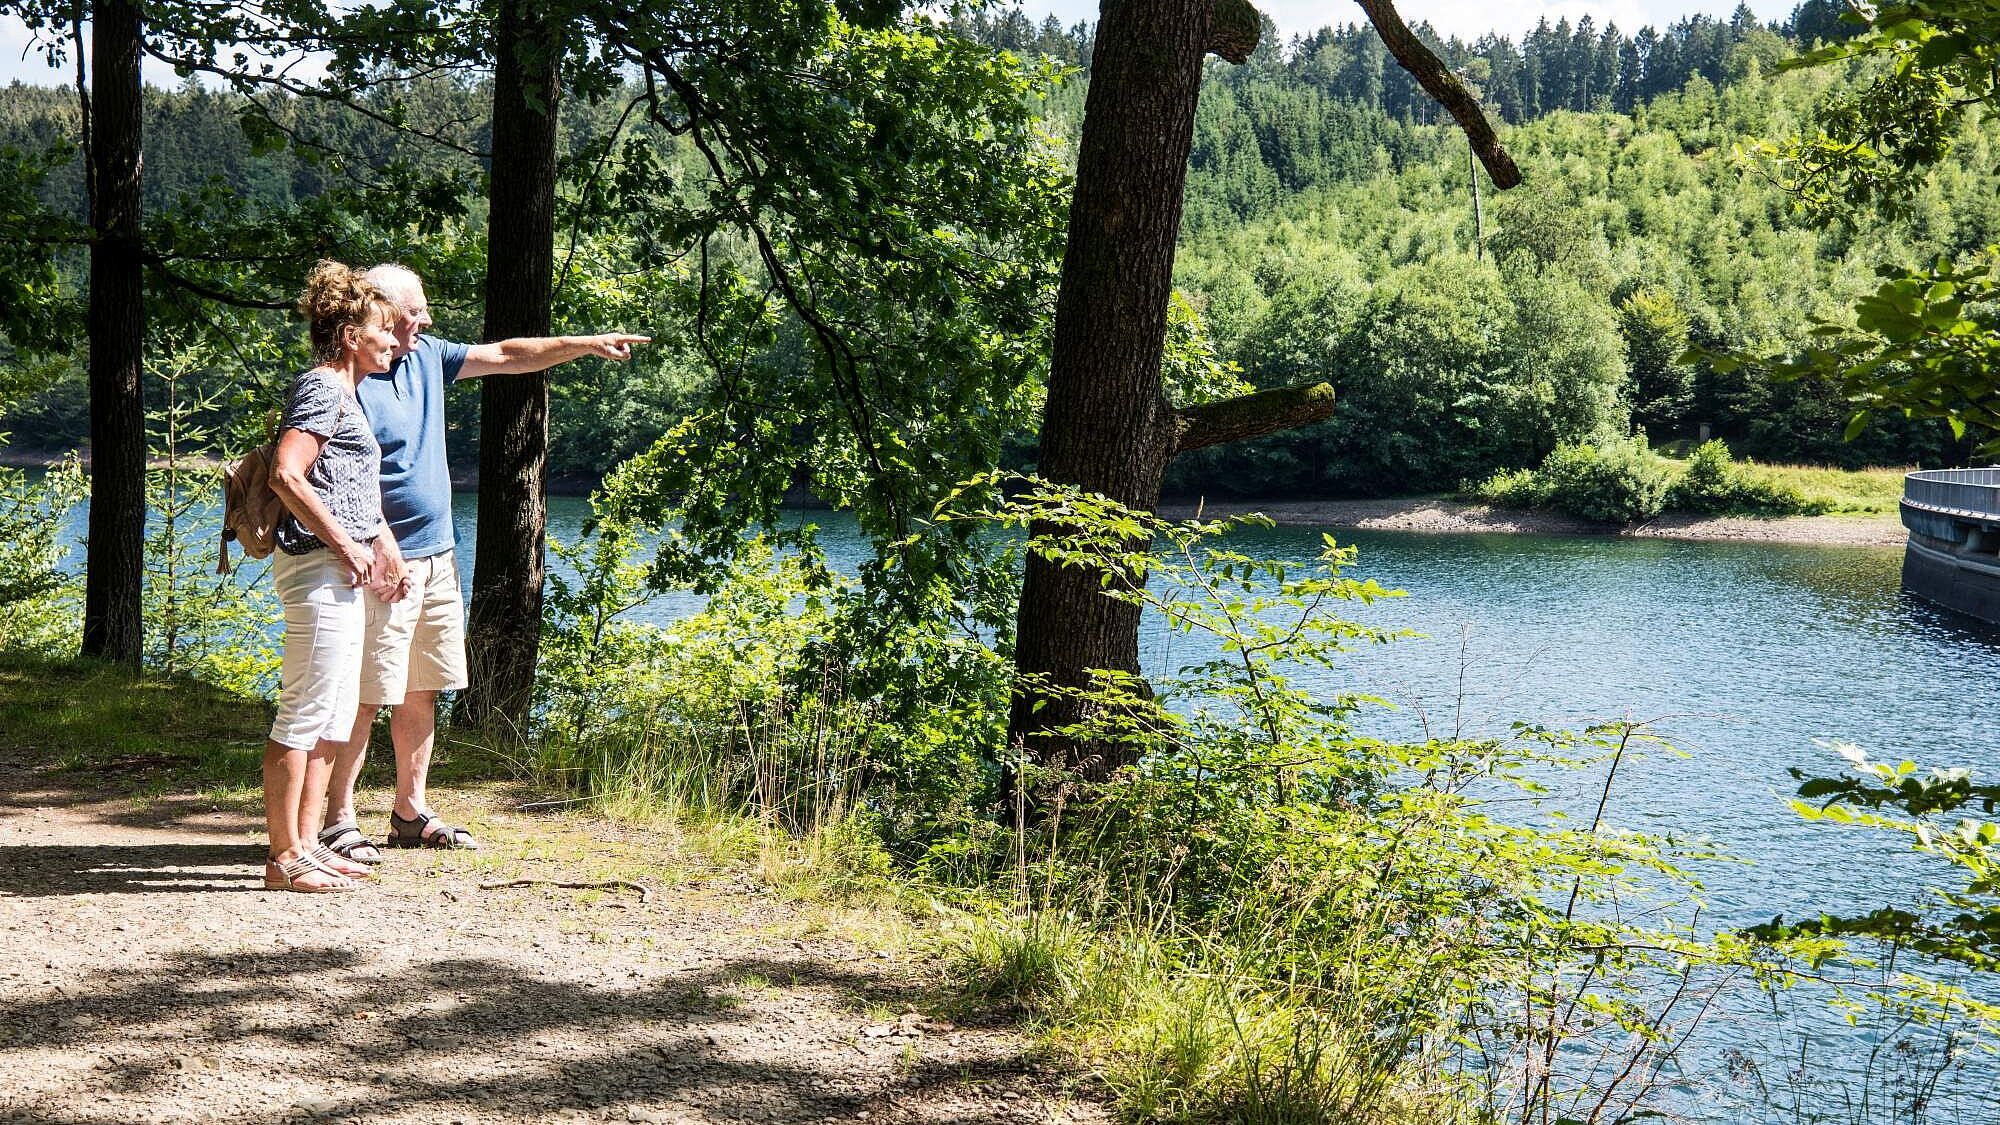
[1208,0,1261,63]
[1173,382,1337,455]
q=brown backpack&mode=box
[218,442,284,574]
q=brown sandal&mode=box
[386,809,479,850]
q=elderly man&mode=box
[316,263,648,858]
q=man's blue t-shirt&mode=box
[357,334,469,560]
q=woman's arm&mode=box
[271,426,376,587]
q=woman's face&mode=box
[344,315,398,374]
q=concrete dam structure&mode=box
[1902,468,2000,624]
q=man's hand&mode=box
[580,333,650,361]
[371,536,411,604]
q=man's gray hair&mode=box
[363,263,423,303]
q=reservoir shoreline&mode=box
[6,450,1904,548]
[1157,495,1906,548]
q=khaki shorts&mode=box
[359,548,469,707]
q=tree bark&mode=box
[80,0,145,667]
[460,0,562,732]
[1006,0,1226,784]
[1006,0,1516,794]
[1175,383,1336,454]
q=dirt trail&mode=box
[0,756,1102,1125]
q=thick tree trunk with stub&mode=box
[80,0,145,667]
[1007,0,1517,792]
[460,0,562,732]
[1008,0,1271,783]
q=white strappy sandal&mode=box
[264,853,355,893]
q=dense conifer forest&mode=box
[0,0,1985,493]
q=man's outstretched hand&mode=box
[582,333,650,361]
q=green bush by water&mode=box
[1475,437,1673,522]
[1474,437,1843,522]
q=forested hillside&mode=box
[0,0,1984,494]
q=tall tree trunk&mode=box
[1006,0,1516,790]
[80,0,145,666]
[460,0,562,731]
[1006,0,1254,783]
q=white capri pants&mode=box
[268,548,365,751]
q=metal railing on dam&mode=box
[1902,468,2000,623]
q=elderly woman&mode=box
[261,261,408,892]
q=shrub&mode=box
[949,480,1776,1123]
[1664,440,1821,515]
[0,446,83,653]
[1483,438,1673,523]
[1470,466,1545,509]
[1663,439,1738,512]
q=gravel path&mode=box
[0,755,1103,1125]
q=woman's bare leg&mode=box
[264,739,347,889]
[264,739,308,859]
[299,736,341,841]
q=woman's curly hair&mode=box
[298,259,398,364]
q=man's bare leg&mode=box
[322,703,381,832]
[391,690,439,820]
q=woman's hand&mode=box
[337,538,377,589]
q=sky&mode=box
[0,1,1799,87]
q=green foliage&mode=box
[1745,744,2000,1039]
[1753,1,2000,220]
[1475,438,1866,519]
[1477,437,1674,523]
[2,12,1979,490]
[1711,249,2000,454]
[1173,50,1984,490]
[0,441,82,653]
[142,344,280,697]
[1160,290,1252,408]
[934,479,1782,1123]
[1664,439,1821,514]
[1720,2,2000,456]
[534,459,1007,843]
[1618,286,1695,438]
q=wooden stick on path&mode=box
[477,878,653,903]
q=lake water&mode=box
[51,486,2000,1118]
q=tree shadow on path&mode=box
[0,945,1066,1125]
[0,842,265,896]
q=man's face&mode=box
[391,283,432,359]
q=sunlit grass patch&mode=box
[1732,461,1909,515]
[944,912,1469,1125]
[0,649,267,791]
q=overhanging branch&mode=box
[1356,0,1522,189]
[142,252,291,310]
[1173,382,1336,455]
